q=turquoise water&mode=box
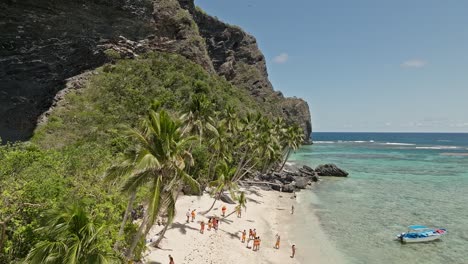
[290,133,468,264]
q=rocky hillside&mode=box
[0,0,312,143]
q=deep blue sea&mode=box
[290,132,468,264]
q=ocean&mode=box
[289,132,468,264]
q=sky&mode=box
[196,0,468,132]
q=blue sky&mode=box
[196,0,468,132]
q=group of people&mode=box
[199,216,220,233]
[241,229,261,251]
[170,201,297,264]
[186,209,196,223]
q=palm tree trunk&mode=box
[152,221,170,248]
[0,221,6,253]
[203,193,220,215]
[223,210,237,219]
[278,148,292,172]
[114,191,136,250]
[126,208,149,260]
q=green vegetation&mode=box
[0,52,303,262]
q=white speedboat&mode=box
[396,225,447,243]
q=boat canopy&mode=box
[408,225,429,230]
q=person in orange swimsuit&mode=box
[252,237,257,251]
[241,230,246,243]
[221,205,227,217]
[200,221,205,234]
[191,209,196,222]
[257,236,261,250]
[275,234,280,249]
[248,229,253,239]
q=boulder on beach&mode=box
[315,164,349,177]
[281,184,295,193]
[293,177,309,189]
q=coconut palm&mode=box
[203,160,238,214]
[278,124,304,171]
[181,94,212,145]
[224,191,247,218]
[24,205,117,264]
[107,109,199,259]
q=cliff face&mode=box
[0,0,311,142]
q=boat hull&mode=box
[402,235,443,243]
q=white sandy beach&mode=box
[143,184,346,264]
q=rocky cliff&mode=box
[0,0,311,142]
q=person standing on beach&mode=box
[291,245,296,258]
[200,221,205,234]
[222,205,227,217]
[252,237,258,251]
[236,205,242,218]
[249,229,253,239]
[241,230,246,243]
[275,234,280,249]
[257,236,261,250]
[169,254,175,264]
[186,209,190,223]
[207,218,212,231]
[191,209,196,222]
[291,205,295,215]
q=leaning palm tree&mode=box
[203,160,238,215]
[106,109,199,260]
[224,191,247,218]
[25,205,117,264]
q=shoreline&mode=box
[143,185,344,264]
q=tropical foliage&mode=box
[0,51,304,262]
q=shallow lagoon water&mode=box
[290,133,468,264]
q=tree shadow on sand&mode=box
[219,229,241,240]
[247,197,262,204]
[169,222,199,235]
[245,188,264,198]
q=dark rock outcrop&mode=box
[315,164,349,177]
[293,177,309,189]
[0,0,312,143]
[0,0,155,142]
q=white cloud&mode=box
[401,59,428,68]
[450,123,468,128]
[273,53,289,64]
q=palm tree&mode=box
[278,124,304,171]
[203,160,238,214]
[106,109,199,260]
[181,94,211,145]
[206,118,231,181]
[224,191,247,218]
[24,205,117,264]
